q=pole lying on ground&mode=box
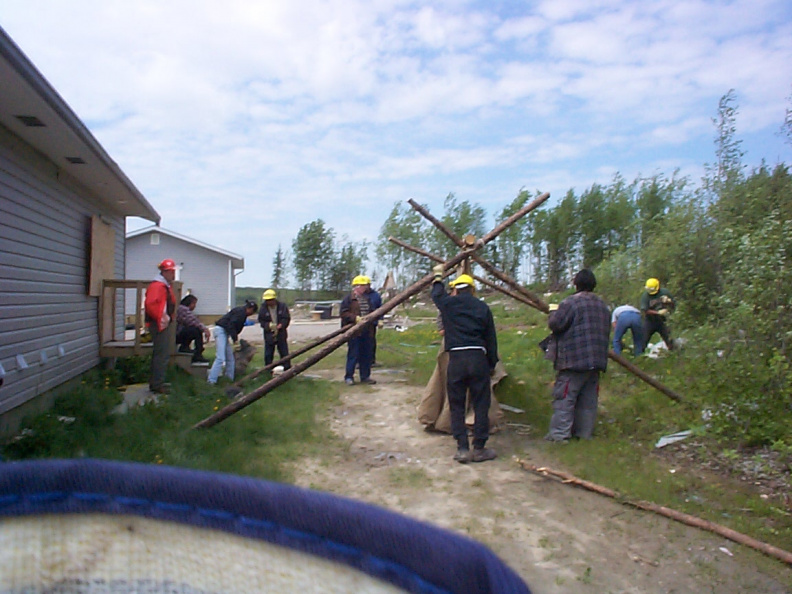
[194,194,551,430]
[232,324,353,388]
[517,460,792,566]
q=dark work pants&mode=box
[264,333,291,370]
[176,326,204,355]
[644,315,673,349]
[447,349,491,450]
[345,332,373,381]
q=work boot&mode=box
[453,448,472,464]
[361,378,377,385]
[345,378,355,385]
[471,447,497,463]
[178,345,194,354]
[192,354,209,364]
[150,383,171,395]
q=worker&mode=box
[207,299,258,385]
[258,289,291,370]
[431,267,499,464]
[340,275,382,385]
[144,259,177,394]
[611,304,644,356]
[640,278,676,350]
[545,269,610,442]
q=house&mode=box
[126,226,244,321]
[0,27,159,431]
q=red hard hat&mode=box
[158,259,177,271]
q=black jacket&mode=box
[431,281,498,370]
[258,300,291,339]
[215,306,250,342]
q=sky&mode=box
[3,0,791,286]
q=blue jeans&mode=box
[208,326,235,384]
[613,311,644,356]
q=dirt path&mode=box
[292,368,791,593]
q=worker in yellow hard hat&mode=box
[640,278,676,350]
[258,289,292,370]
[340,275,382,385]
[431,265,499,464]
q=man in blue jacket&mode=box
[545,269,610,442]
[431,268,499,464]
[340,276,382,385]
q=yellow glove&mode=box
[356,316,362,323]
[432,264,444,279]
[548,303,559,312]
[657,308,669,317]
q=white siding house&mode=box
[126,227,244,320]
[0,27,159,427]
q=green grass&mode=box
[2,360,339,483]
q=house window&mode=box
[151,233,160,245]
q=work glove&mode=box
[548,303,559,312]
[356,316,362,323]
[432,264,444,280]
[657,308,669,317]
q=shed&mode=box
[126,226,244,321]
[0,27,159,430]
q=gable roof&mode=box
[127,225,244,270]
[0,26,159,223]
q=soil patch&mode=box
[292,368,791,593]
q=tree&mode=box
[705,89,745,196]
[488,190,530,280]
[376,202,427,284]
[292,219,335,291]
[328,238,369,293]
[271,244,286,289]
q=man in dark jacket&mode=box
[431,268,499,464]
[340,275,382,385]
[258,289,291,370]
[545,269,611,442]
[207,299,258,385]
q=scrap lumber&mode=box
[231,324,353,388]
[517,460,792,566]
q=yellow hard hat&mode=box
[262,289,277,301]
[449,273,474,288]
[645,278,660,295]
[352,275,369,286]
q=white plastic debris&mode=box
[654,430,693,448]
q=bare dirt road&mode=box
[291,367,791,594]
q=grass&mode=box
[2,353,339,483]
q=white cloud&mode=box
[2,0,791,284]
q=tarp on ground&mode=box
[417,346,507,433]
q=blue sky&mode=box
[3,0,791,286]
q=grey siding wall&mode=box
[0,124,125,416]
[126,233,235,319]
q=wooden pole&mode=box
[194,248,479,430]
[231,324,353,388]
[388,238,686,404]
[195,194,549,429]
[517,460,792,566]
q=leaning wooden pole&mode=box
[231,324,353,388]
[518,460,792,566]
[193,249,476,430]
[389,237,686,404]
[194,196,550,430]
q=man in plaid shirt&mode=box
[176,294,211,363]
[545,269,611,442]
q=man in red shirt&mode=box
[145,259,177,394]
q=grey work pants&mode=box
[149,323,170,390]
[546,369,600,441]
